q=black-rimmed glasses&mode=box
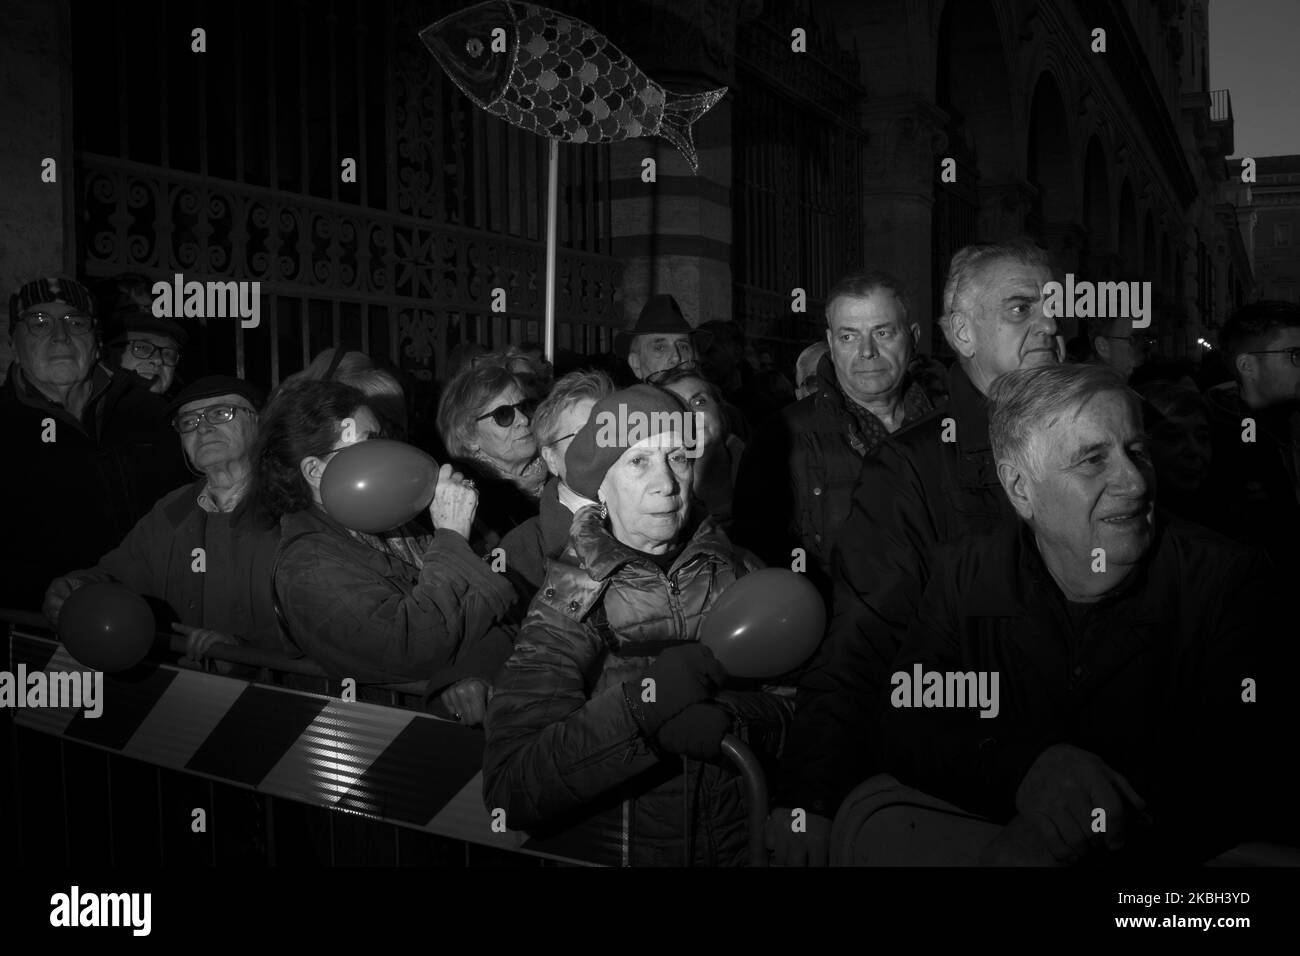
[476,400,536,428]
[122,339,181,366]
[544,430,577,448]
[1244,347,1300,368]
[174,405,252,434]
[19,311,94,336]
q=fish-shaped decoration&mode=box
[421,1,726,173]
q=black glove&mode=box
[623,643,725,734]
[656,703,732,760]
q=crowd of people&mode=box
[3,237,1297,865]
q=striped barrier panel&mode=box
[7,628,622,866]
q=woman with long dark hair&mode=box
[248,379,517,722]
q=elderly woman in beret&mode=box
[436,354,548,550]
[483,385,791,866]
[248,379,517,722]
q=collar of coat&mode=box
[962,515,1169,625]
[811,351,933,457]
[569,505,734,581]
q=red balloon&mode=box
[320,439,439,533]
[700,568,825,679]
[58,582,157,672]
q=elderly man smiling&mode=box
[884,364,1275,865]
[43,375,283,661]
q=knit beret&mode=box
[564,384,692,500]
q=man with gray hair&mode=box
[733,270,932,599]
[768,239,1060,865]
[881,364,1276,864]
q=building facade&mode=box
[0,0,1252,383]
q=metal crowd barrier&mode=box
[2,610,769,867]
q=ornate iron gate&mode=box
[73,0,623,388]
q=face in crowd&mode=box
[301,405,383,502]
[629,333,696,382]
[661,375,724,457]
[117,332,183,395]
[1145,399,1212,497]
[471,381,538,468]
[175,393,260,475]
[826,289,916,406]
[794,344,828,400]
[1003,390,1155,592]
[13,301,98,392]
[539,397,598,483]
[1239,325,1300,408]
[948,257,1060,393]
[1092,319,1152,383]
[599,432,693,553]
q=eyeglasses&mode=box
[1243,347,1300,368]
[174,405,252,433]
[544,430,577,448]
[476,400,536,428]
[122,339,181,366]
[19,311,95,336]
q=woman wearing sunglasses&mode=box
[436,354,548,551]
[247,379,517,720]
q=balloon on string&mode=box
[700,569,825,679]
[58,582,157,672]
[320,439,440,533]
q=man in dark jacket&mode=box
[1205,300,1300,574]
[885,364,1280,864]
[42,375,284,663]
[767,238,1061,865]
[1,275,186,611]
[732,271,932,598]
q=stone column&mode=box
[605,0,742,330]
[0,0,74,381]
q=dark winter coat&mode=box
[0,364,187,610]
[483,507,792,866]
[274,505,517,691]
[774,362,1016,818]
[1203,381,1300,574]
[75,479,285,652]
[497,477,575,598]
[731,352,932,597]
[884,516,1281,862]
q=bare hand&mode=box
[429,464,478,540]
[439,678,490,727]
[43,575,91,626]
[172,622,238,660]
[765,807,832,867]
[1015,744,1146,863]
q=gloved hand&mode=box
[655,703,732,760]
[623,643,726,734]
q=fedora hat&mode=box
[615,294,712,356]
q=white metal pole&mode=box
[543,138,559,364]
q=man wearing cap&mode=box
[42,375,283,660]
[619,293,708,384]
[97,273,189,397]
[1,275,187,611]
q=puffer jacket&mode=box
[483,506,792,866]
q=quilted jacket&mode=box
[482,506,792,866]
